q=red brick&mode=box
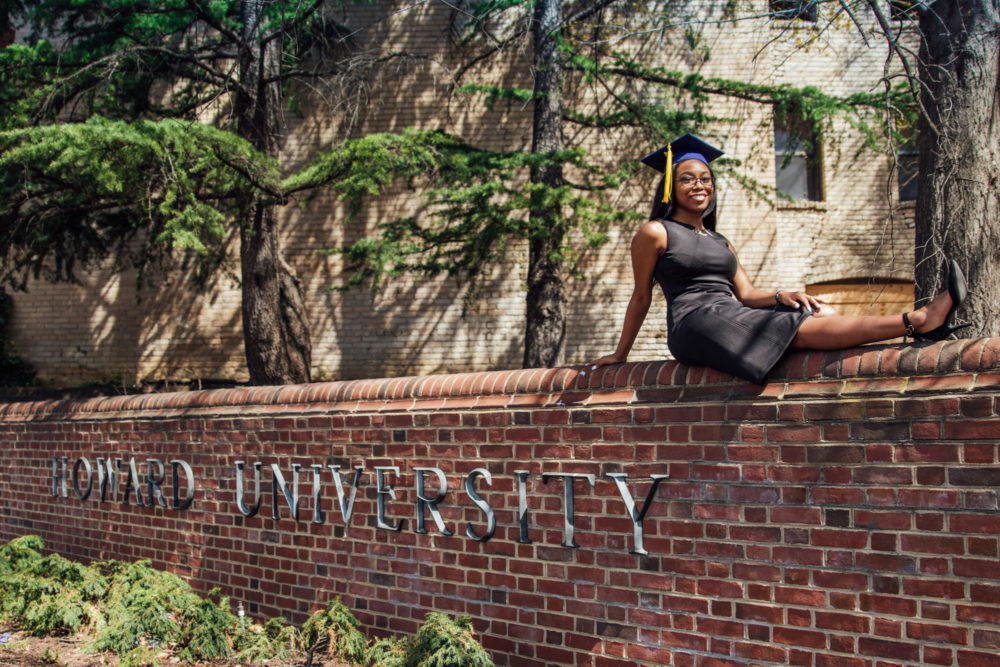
[766,425,823,443]
[858,637,919,661]
[901,534,965,555]
[860,594,917,617]
[923,646,954,666]
[773,627,827,649]
[774,586,825,607]
[816,654,865,667]
[957,651,1000,667]
[955,557,1000,579]
[952,513,1000,535]
[734,641,787,663]
[907,621,968,644]
[814,610,868,633]
[770,506,822,524]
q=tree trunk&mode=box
[914,0,1000,334]
[523,0,566,369]
[235,0,311,385]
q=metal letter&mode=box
[464,468,495,542]
[309,464,325,524]
[51,456,68,497]
[413,467,452,536]
[327,464,363,525]
[606,472,670,555]
[96,458,119,502]
[542,472,595,548]
[235,461,262,517]
[270,463,302,521]
[515,470,531,544]
[123,458,145,506]
[374,466,403,531]
[146,459,167,508]
[72,458,92,501]
[170,459,195,510]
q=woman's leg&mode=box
[790,290,954,350]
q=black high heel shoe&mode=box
[906,259,972,341]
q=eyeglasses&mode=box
[677,176,713,187]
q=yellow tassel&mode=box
[662,143,673,203]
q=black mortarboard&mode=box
[640,133,724,204]
[640,133,724,173]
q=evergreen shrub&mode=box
[0,537,495,666]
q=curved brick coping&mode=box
[3,337,1000,419]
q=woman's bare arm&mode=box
[729,243,826,312]
[588,221,666,367]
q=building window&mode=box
[770,0,817,21]
[897,142,918,202]
[774,115,823,201]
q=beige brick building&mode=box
[7,1,917,386]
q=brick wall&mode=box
[4,339,1000,666]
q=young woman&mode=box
[588,134,968,384]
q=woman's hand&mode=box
[586,353,628,371]
[776,290,828,314]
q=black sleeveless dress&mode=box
[652,218,811,384]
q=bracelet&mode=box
[775,291,782,306]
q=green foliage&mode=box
[405,612,493,667]
[366,636,408,667]
[38,647,60,664]
[175,589,236,662]
[565,47,915,148]
[84,560,199,655]
[0,536,106,636]
[458,84,536,111]
[234,616,300,663]
[0,534,45,574]
[0,117,275,289]
[0,41,56,130]
[117,644,159,667]
[318,130,635,298]
[300,598,367,664]
[0,0,371,300]
[0,537,494,666]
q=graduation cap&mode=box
[641,133,724,204]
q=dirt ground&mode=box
[0,629,349,667]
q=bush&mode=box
[234,616,300,663]
[404,612,493,667]
[0,536,106,636]
[0,536,494,666]
[176,589,236,662]
[84,560,198,655]
[366,636,408,667]
[300,598,367,665]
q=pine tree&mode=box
[0,0,447,385]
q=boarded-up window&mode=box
[807,281,914,317]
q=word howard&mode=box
[50,457,669,554]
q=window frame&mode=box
[774,114,824,202]
[896,142,919,203]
